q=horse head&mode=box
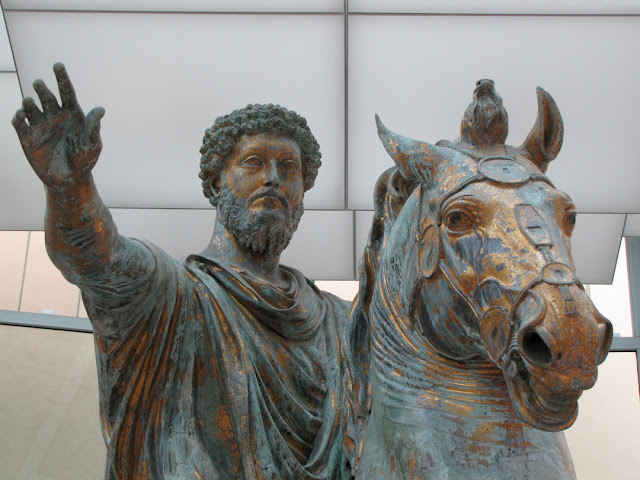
[370,79,612,433]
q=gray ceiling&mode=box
[1,1,638,282]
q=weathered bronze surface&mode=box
[13,64,351,480]
[343,80,613,479]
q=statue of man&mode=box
[12,63,351,480]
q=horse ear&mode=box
[518,87,564,173]
[375,114,450,187]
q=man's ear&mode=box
[210,175,221,202]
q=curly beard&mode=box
[217,178,304,256]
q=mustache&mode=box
[248,187,289,208]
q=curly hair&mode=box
[199,104,322,207]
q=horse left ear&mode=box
[375,114,451,188]
[518,87,564,173]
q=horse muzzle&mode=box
[502,280,612,431]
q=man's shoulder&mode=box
[317,289,352,315]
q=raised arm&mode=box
[12,63,154,308]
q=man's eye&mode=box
[243,156,262,167]
[282,161,299,171]
[445,210,474,234]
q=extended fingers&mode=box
[33,79,61,117]
[53,62,80,112]
[12,108,30,138]
[22,97,44,126]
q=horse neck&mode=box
[369,268,516,422]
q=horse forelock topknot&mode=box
[199,104,322,207]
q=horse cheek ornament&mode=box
[343,80,613,479]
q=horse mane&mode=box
[342,166,418,472]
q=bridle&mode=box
[411,152,581,363]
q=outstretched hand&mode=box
[12,63,105,187]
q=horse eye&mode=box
[446,211,474,233]
[564,211,577,235]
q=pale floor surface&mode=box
[1,326,105,480]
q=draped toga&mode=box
[80,241,351,480]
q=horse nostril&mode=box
[596,319,613,365]
[521,329,553,367]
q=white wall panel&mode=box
[0,11,15,71]
[6,12,344,214]
[0,73,46,229]
[565,352,640,479]
[349,0,640,14]
[2,0,343,13]
[569,214,625,284]
[281,210,354,280]
[624,214,640,237]
[589,240,633,337]
[111,208,354,280]
[348,16,640,215]
[110,208,216,260]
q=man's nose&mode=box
[264,158,280,187]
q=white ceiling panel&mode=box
[1,0,343,13]
[348,16,640,215]
[0,10,15,70]
[349,0,640,14]
[0,73,46,230]
[112,208,354,280]
[5,12,344,216]
[624,214,640,237]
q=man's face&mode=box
[216,132,305,255]
[224,132,304,214]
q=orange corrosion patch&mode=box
[96,334,108,352]
[214,404,242,473]
[193,354,206,386]
[152,397,166,430]
[408,456,418,479]
[506,422,534,448]
[467,423,493,465]
[442,398,474,416]
[389,450,397,474]
[471,422,494,444]
[216,404,237,449]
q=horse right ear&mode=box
[518,88,564,173]
[375,114,451,188]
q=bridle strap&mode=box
[412,154,578,361]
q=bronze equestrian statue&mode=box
[343,79,613,479]
[12,63,351,480]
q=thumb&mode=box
[81,107,105,148]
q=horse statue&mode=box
[342,80,613,479]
